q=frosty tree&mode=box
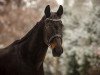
[63,0,100,75]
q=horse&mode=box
[0,5,64,75]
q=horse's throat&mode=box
[34,44,48,70]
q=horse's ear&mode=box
[44,5,51,18]
[57,5,63,17]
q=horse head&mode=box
[43,5,63,57]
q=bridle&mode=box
[44,18,62,46]
[46,18,61,21]
[48,34,62,44]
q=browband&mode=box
[46,18,61,21]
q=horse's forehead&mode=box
[50,12,59,19]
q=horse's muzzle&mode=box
[49,36,63,57]
[52,46,63,57]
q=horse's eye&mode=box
[45,19,50,22]
[59,21,63,27]
[59,21,62,24]
[46,20,49,23]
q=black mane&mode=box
[11,20,45,46]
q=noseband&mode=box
[44,18,62,46]
[48,34,62,43]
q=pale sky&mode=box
[56,0,63,5]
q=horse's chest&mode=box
[0,52,44,75]
[0,59,43,75]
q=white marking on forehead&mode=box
[46,18,61,21]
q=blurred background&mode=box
[0,0,100,75]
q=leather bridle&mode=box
[44,18,62,46]
[48,34,62,44]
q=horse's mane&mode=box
[18,16,46,43]
[0,16,46,54]
[11,18,45,46]
[18,22,41,43]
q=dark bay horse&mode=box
[0,5,63,75]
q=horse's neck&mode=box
[18,21,48,65]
